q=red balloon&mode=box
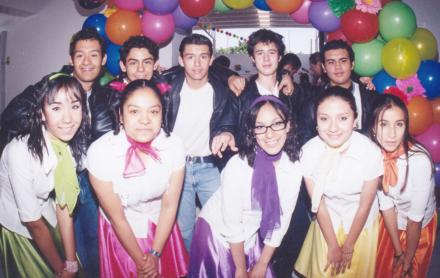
[381,0,401,6]
[327,28,351,45]
[180,0,214,18]
[341,9,379,43]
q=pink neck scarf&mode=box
[123,135,160,178]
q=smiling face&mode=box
[374,105,406,153]
[323,48,354,89]
[252,42,281,77]
[254,103,290,155]
[316,96,356,148]
[120,48,158,82]
[42,88,83,142]
[120,87,162,143]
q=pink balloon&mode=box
[416,124,440,163]
[290,0,311,24]
[141,11,175,45]
[114,0,144,11]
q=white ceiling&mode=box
[0,0,51,27]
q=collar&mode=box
[41,128,62,175]
[342,132,365,159]
[255,79,279,97]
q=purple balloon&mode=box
[172,5,198,31]
[435,163,440,187]
[416,124,440,163]
[309,1,340,32]
[144,0,179,15]
[142,11,175,45]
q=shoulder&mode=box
[87,131,119,157]
[302,136,323,153]
[1,136,32,163]
[408,145,432,169]
[224,154,249,172]
[154,131,184,152]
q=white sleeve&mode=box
[170,135,185,171]
[220,156,246,243]
[407,154,434,222]
[299,139,318,178]
[5,142,43,222]
[377,189,394,211]
[364,143,383,181]
[86,141,112,182]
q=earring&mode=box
[316,126,319,131]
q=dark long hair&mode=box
[109,79,169,136]
[27,73,89,168]
[238,98,300,166]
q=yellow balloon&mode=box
[411,27,438,61]
[223,0,253,9]
[382,38,421,79]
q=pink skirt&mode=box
[98,212,189,278]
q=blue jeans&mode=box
[177,161,220,251]
[74,171,99,277]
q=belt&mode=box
[186,155,214,164]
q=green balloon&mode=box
[353,39,385,77]
[99,71,114,86]
[379,1,417,41]
[214,0,231,13]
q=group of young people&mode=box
[0,26,436,278]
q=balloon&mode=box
[114,0,143,11]
[180,0,215,17]
[266,0,304,14]
[417,61,440,100]
[215,0,231,12]
[289,0,311,24]
[381,0,401,5]
[106,43,122,76]
[106,10,142,45]
[144,0,179,15]
[435,162,440,186]
[141,11,175,45]
[416,124,440,163]
[223,0,253,9]
[407,96,434,136]
[254,0,271,11]
[432,98,440,124]
[327,28,351,45]
[411,28,438,61]
[99,71,115,86]
[382,38,420,79]
[78,0,105,10]
[379,1,417,41]
[83,14,109,42]
[353,39,384,77]
[373,70,397,93]
[309,1,340,33]
[172,5,198,31]
[328,0,355,17]
[341,9,378,43]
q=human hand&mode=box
[211,132,238,158]
[235,267,249,278]
[324,245,342,276]
[279,74,294,96]
[340,245,353,274]
[359,76,376,91]
[137,254,159,278]
[228,75,246,96]
[249,261,268,278]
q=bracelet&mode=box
[65,260,79,273]
[148,248,162,258]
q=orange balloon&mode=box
[106,10,141,45]
[407,96,434,135]
[432,98,440,123]
[266,0,304,13]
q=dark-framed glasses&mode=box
[254,121,287,134]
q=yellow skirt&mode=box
[294,218,379,278]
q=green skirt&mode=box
[0,224,62,278]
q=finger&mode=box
[324,262,329,272]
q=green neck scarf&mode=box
[49,137,80,215]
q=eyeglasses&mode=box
[254,121,287,134]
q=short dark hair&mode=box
[315,86,358,121]
[321,39,354,63]
[179,33,213,57]
[247,29,285,57]
[119,35,159,65]
[279,53,302,70]
[69,28,106,58]
[213,55,231,68]
[309,52,322,65]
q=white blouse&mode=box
[87,129,185,238]
[199,153,303,249]
[301,132,383,233]
[377,146,436,229]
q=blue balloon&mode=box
[106,43,121,76]
[82,13,109,42]
[417,60,440,100]
[254,0,271,11]
[373,70,396,93]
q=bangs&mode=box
[45,77,84,105]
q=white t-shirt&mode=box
[377,146,436,229]
[0,131,61,239]
[301,132,383,233]
[256,80,279,97]
[173,80,214,157]
[199,153,302,249]
[86,129,185,238]
[352,82,363,130]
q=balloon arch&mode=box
[79,0,440,167]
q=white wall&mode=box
[2,0,440,107]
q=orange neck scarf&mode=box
[382,144,406,194]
